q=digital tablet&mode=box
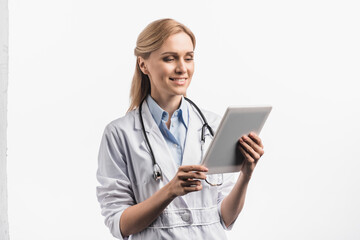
[201,106,272,174]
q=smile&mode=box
[169,78,187,82]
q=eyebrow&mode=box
[160,51,194,56]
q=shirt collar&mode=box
[178,97,189,128]
[146,95,188,127]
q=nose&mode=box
[175,59,186,74]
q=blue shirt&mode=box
[146,95,189,166]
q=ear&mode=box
[138,56,149,75]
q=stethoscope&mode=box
[139,97,222,186]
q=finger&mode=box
[178,171,207,180]
[243,135,262,152]
[179,165,209,173]
[241,135,264,157]
[240,140,261,161]
[183,183,203,193]
[238,145,255,164]
[181,180,201,187]
[178,174,206,181]
[249,132,264,149]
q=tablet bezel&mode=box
[201,106,272,174]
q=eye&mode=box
[163,57,175,62]
[185,55,194,61]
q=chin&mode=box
[166,81,191,97]
[171,88,187,96]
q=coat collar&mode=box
[134,99,157,133]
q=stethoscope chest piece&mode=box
[153,163,162,181]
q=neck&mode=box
[151,94,182,118]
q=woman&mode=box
[97,18,264,240]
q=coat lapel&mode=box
[134,100,178,182]
[182,103,209,166]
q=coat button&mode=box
[181,212,190,222]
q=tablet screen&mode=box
[201,106,272,174]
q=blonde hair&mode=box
[128,18,196,111]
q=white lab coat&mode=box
[96,100,238,240]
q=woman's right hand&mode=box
[166,165,208,198]
[120,164,207,237]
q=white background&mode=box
[8,0,360,239]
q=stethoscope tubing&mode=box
[139,97,216,183]
[139,99,162,181]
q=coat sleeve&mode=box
[96,123,135,239]
[217,172,239,230]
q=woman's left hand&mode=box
[238,132,264,178]
[221,132,264,227]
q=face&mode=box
[138,32,195,102]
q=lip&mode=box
[169,77,187,85]
[169,77,187,81]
